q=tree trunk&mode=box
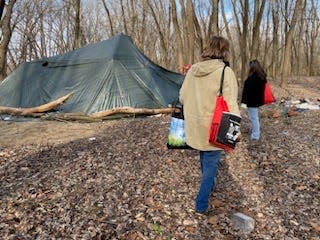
[138,0,147,53]
[129,0,136,35]
[38,4,47,58]
[170,0,184,72]
[281,0,303,88]
[295,0,307,77]
[186,0,195,64]
[262,5,271,70]
[192,2,203,58]
[0,0,16,81]
[166,4,172,66]
[179,0,188,63]
[147,0,168,65]
[233,0,249,82]
[221,0,236,70]
[74,0,81,49]
[308,0,320,76]
[208,0,219,36]
[120,0,128,34]
[0,0,5,20]
[271,2,280,78]
[101,0,114,36]
[250,0,266,59]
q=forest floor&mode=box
[0,78,319,239]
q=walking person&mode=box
[179,36,240,214]
[241,59,267,141]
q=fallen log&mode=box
[0,93,73,116]
[41,112,102,122]
[90,107,178,119]
[41,107,177,122]
[0,94,178,121]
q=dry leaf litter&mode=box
[0,81,319,240]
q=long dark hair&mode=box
[248,59,267,80]
[201,36,230,61]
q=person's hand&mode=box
[240,103,247,109]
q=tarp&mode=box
[0,33,183,114]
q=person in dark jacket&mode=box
[241,59,267,140]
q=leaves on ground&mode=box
[0,82,319,239]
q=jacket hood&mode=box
[189,59,225,77]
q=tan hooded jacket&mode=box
[179,59,240,151]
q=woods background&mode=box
[0,0,319,88]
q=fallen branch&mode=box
[0,93,73,116]
[90,107,177,119]
[42,113,102,122]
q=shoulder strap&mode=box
[218,65,227,96]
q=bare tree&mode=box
[74,0,82,49]
[0,0,5,20]
[294,0,307,77]
[178,0,188,61]
[270,1,280,78]
[208,0,219,36]
[232,0,249,82]
[262,5,271,70]
[170,0,184,71]
[137,0,147,53]
[147,0,168,66]
[128,0,137,35]
[306,0,320,76]
[191,1,203,59]
[186,0,195,64]
[120,0,128,34]
[281,0,304,87]
[221,0,236,69]
[250,0,266,59]
[4,0,320,79]
[101,0,114,36]
[0,0,16,80]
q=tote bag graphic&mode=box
[208,96,241,151]
[167,106,191,149]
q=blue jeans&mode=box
[195,150,221,212]
[247,107,260,140]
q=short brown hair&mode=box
[201,36,230,61]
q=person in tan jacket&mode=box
[179,36,240,214]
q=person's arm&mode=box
[223,68,240,115]
[241,80,248,104]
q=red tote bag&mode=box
[208,96,232,150]
[264,82,276,104]
[209,96,229,141]
[208,66,241,152]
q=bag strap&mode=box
[171,98,184,119]
[172,98,182,109]
[218,65,227,96]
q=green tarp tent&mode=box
[0,33,183,114]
